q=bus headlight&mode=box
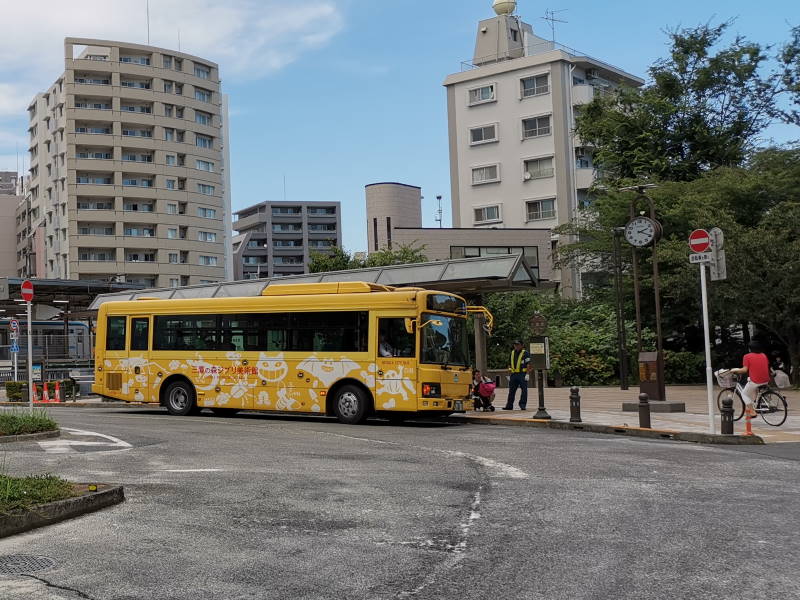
[422,383,441,398]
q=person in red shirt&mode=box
[731,341,770,418]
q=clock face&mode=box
[624,217,656,247]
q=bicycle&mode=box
[714,369,788,426]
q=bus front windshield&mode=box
[420,313,470,367]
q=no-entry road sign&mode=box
[689,229,712,253]
[9,318,18,331]
[20,280,33,303]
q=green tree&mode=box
[577,22,797,183]
[308,243,428,273]
[364,243,427,267]
[308,247,362,273]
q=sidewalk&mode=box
[469,385,800,443]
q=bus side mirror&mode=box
[404,318,416,334]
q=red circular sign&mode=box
[20,280,34,302]
[689,229,711,253]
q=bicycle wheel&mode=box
[759,390,788,426]
[717,388,744,421]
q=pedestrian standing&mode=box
[504,340,531,410]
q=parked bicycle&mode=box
[715,369,788,426]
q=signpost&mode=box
[688,230,720,434]
[21,280,33,413]
[9,319,18,382]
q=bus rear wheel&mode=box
[333,385,370,425]
[164,380,197,416]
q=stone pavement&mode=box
[473,384,800,443]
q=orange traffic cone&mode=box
[32,383,38,402]
[54,381,62,403]
[42,383,50,403]
[744,409,754,436]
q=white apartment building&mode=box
[19,38,233,287]
[444,2,642,293]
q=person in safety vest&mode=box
[504,340,532,410]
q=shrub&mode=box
[0,409,58,436]
[4,379,76,402]
[664,351,705,384]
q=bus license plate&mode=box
[453,400,463,412]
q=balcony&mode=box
[572,84,595,105]
[575,166,595,190]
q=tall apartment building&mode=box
[0,172,22,277]
[18,38,232,287]
[232,201,341,280]
[444,1,642,293]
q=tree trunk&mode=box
[742,322,751,347]
[788,340,800,388]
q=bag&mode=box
[478,381,496,397]
[773,369,790,389]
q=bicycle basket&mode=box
[715,370,737,388]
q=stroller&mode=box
[471,375,496,412]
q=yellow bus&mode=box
[92,282,493,424]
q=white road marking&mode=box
[37,427,132,454]
[160,468,222,473]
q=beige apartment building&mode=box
[232,201,341,280]
[18,38,232,287]
[443,2,642,293]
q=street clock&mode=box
[624,216,661,247]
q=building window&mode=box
[194,88,212,103]
[521,74,549,98]
[197,184,215,195]
[167,228,178,239]
[166,179,176,190]
[195,111,211,125]
[526,198,556,221]
[522,115,551,139]
[121,80,151,89]
[166,203,178,214]
[474,205,501,224]
[576,148,592,169]
[194,64,211,79]
[524,156,555,179]
[195,134,213,149]
[120,55,150,65]
[123,178,153,187]
[198,207,217,219]
[472,164,500,185]
[163,56,173,69]
[168,253,178,264]
[127,252,155,262]
[199,255,218,266]
[124,226,155,237]
[468,84,495,105]
[165,154,176,166]
[198,231,217,242]
[124,202,154,212]
[195,159,214,172]
[469,124,498,145]
[169,277,179,287]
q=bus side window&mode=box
[378,318,415,358]
[106,316,126,351]
[131,318,150,351]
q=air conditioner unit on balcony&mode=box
[586,68,599,80]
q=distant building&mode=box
[232,201,341,279]
[0,173,21,276]
[443,2,642,294]
[364,182,552,282]
[0,172,19,196]
[19,37,233,287]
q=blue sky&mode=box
[0,0,796,253]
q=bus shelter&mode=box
[89,254,545,371]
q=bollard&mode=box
[569,386,582,423]
[720,396,734,435]
[638,393,651,429]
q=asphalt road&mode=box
[0,408,798,599]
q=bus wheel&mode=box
[164,381,197,416]
[334,385,370,425]
[211,408,239,417]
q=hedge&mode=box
[4,379,77,402]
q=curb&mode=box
[0,429,61,444]
[0,401,139,408]
[0,484,125,538]
[447,415,765,445]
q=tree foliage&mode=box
[577,22,800,183]
[309,244,428,273]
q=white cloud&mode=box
[0,0,344,80]
[0,0,345,156]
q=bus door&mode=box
[100,315,128,399]
[128,316,151,402]
[375,318,417,411]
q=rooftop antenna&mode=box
[283,174,287,201]
[177,28,181,51]
[146,0,151,44]
[435,195,443,228]
[542,8,568,42]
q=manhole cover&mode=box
[0,555,58,574]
